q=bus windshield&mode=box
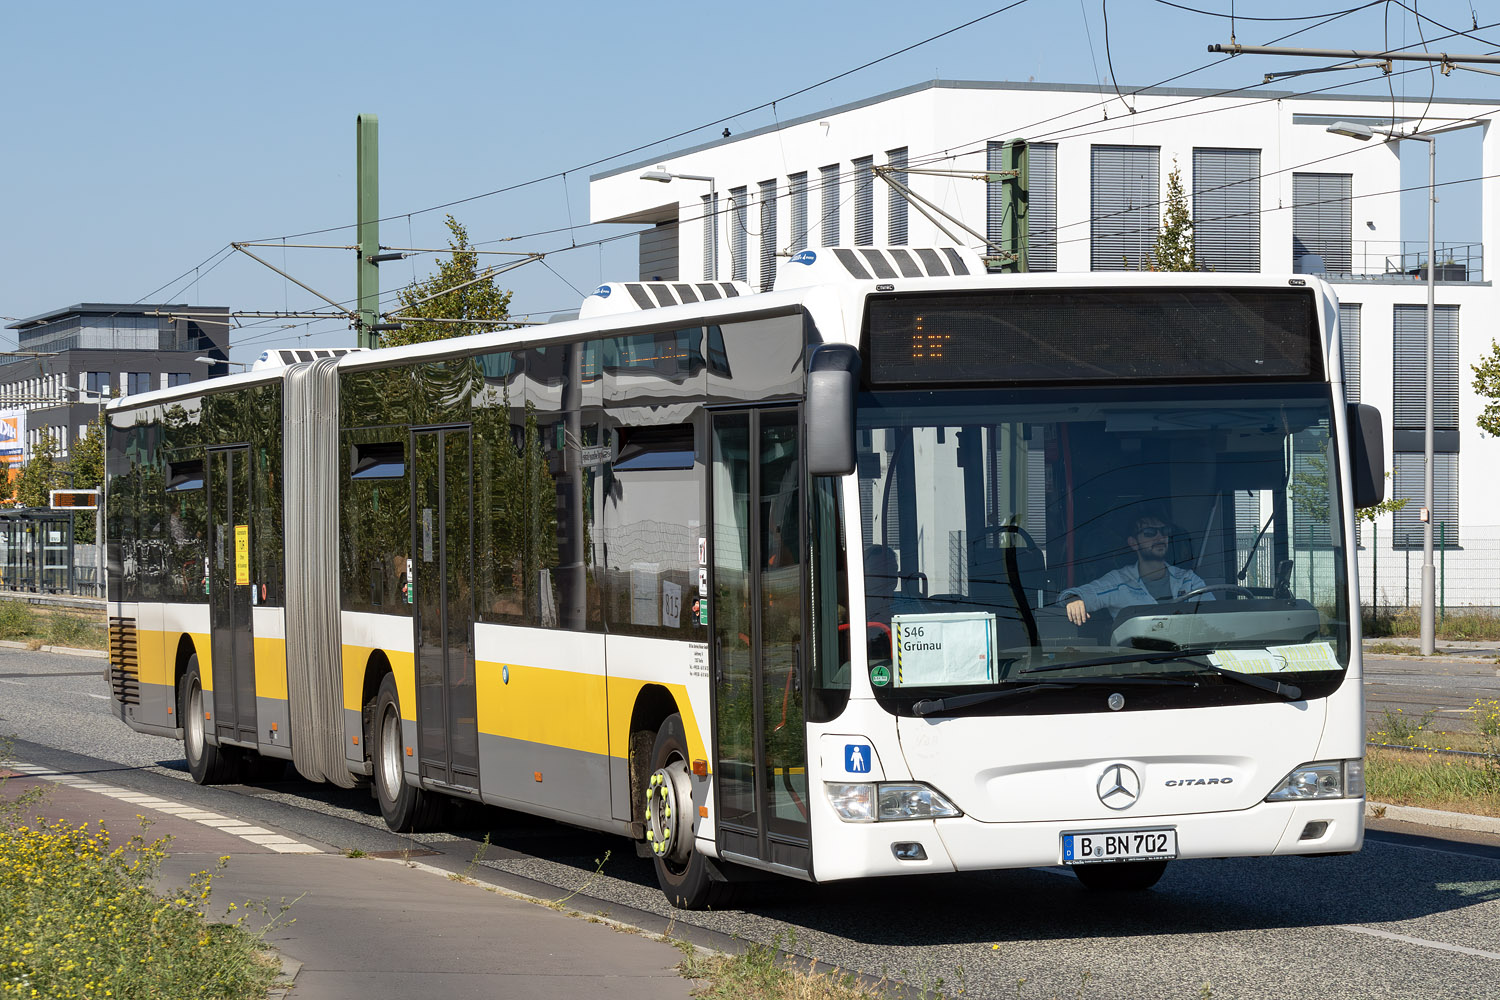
[854,382,1351,715]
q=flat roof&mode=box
[592,77,1497,181]
[5,303,228,330]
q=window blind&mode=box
[853,156,874,246]
[1091,145,1160,271]
[1193,147,1261,272]
[1292,173,1352,274]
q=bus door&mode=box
[207,446,256,745]
[709,407,811,874]
[411,426,479,790]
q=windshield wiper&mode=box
[1018,648,1302,701]
[912,676,1197,717]
[1018,648,1223,675]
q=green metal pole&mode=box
[999,139,1029,273]
[1438,521,1446,621]
[356,114,380,349]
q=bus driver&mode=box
[1061,513,1212,626]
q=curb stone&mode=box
[1367,800,1500,835]
[266,953,301,999]
[0,639,106,658]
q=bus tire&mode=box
[372,673,442,832]
[646,713,734,910]
[1072,860,1169,891]
[179,656,241,785]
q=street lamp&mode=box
[640,165,718,280]
[193,356,250,371]
[1328,120,1438,655]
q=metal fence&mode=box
[1358,523,1500,614]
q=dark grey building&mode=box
[2,303,230,459]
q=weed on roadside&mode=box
[1471,699,1500,739]
[1373,707,1438,745]
[0,602,32,642]
[678,934,888,1000]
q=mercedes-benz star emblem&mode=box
[1097,763,1141,810]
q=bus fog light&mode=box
[891,841,928,861]
[1265,761,1344,801]
[826,783,876,822]
[1299,821,1329,840]
[1344,759,1365,797]
[877,783,962,821]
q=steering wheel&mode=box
[1176,584,1256,601]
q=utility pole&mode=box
[996,139,1029,274]
[356,114,379,349]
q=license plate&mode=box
[1062,828,1177,864]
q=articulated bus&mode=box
[105,248,1384,907]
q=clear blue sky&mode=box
[2,1,1494,360]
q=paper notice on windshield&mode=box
[1210,641,1341,675]
[892,612,995,687]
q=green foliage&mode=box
[1471,339,1500,435]
[0,602,32,641]
[1356,473,1407,523]
[1366,745,1500,815]
[1374,706,1438,745]
[1152,159,1196,272]
[1472,698,1500,738]
[0,805,283,1000]
[11,428,64,509]
[384,215,513,347]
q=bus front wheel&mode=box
[1072,860,1169,891]
[179,655,241,785]
[646,713,734,910]
[371,674,442,832]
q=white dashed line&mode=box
[1339,924,1500,961]
[3,761,321,855]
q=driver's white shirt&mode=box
[1059,563,1212,617]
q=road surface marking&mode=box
[5,761,321,855]
[1339,924,1500,961]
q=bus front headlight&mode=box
[1264,760,1364,801]
[826,782,962,822]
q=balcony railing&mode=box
[1303,240,1486,282]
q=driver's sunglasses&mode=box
[1137,525,1170,539]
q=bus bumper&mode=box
[812,797,1364,882]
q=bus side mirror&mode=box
[1347,402,1385,509]
[806,344,860,476]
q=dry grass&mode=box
[1365,745,1500,817]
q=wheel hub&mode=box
[645,761,694,866]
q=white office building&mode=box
[590,80,1500,609]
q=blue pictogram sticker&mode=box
[593,285,612,298]
[845,743,870,773]
[790,250,818,266]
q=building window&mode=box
[1193,147,1261,272]
[886,147,908,245]
[167,373,192,388]
[729,186,748,282]
[701,192,719,281]
[819,164,840,246]
[759,179,778,292]
[852,155,874,246]
[1393,452,1458,548]
[788,172,808,253]
[1091,145,1160,271]
[1392,303,1459,548]
[1339,303,1361,405]
[987,142,1057,272]
[1292,173,1352,274]
[126,372,152,395]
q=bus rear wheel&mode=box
[179,655,241,785]
[371,673,442,832]
[1072,860,1169,891]
[646,713,734,910]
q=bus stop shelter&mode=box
[0,508,74,595]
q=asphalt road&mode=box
[3,645,1499,1000]
[1364,653,1500,738]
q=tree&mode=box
[12,428,64,509]
[1153,159,1196,272]
[383,215,513,347]
[64,416,105,543]
[1472,340,1500,435]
